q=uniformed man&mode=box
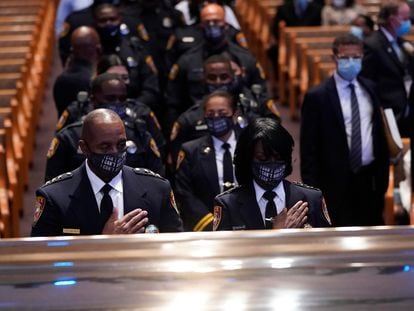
[56,69,166,158]
[169,54,280,165]
[53,26,101,118]
[32,109,183,236]
[165,3,267,130]
[174,91,238,231]
[46,74,164,182]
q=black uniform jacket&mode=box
[31,164,183,236]
[213,180,331,231]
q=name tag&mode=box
[195,124,207,131]
[63,228,80,234]
[232,225,246,230]
[182,36,195,43]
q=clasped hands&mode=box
[272,200,309,229]
[102,208,149,234]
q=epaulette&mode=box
[133,168,165,180]
[64,120,83,130]
[292,181,320,191]
[216,185,241,197]
[42,172,73,187]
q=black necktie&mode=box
[100,184,113,229]
[222,142,234,191]
[349,84,362,173]
[263,190,277,229]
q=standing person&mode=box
[301,34,389,227]
[361,0,414,137]
[174,91,238,231]
[32,109,183,236]
[53,26,101,117]
[213,118,331,231]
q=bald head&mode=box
[70,26,101,62]
[81,109,124,143]
[200,3,225,24]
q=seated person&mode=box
[350,14,375,40]
[213,118,332,231]
[322,0,367,26]
[32,109,183,236]
[45,74,164,181]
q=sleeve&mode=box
[31,189,62,237]
[159,184,184,232]
[165,60,186,132]
[300,91,321,187]
[174,148,214,231]
[44,133,76,182]
[212,196,232,231]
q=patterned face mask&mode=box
[252,161,286,190]
[88,151,126,181]
[205,116,234,138]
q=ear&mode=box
[79,139,88,155]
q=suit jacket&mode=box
[361,30,414,132]
[300,76,389,224]
[31,164,183,236]
[174,134,227,231]
[213,180,331,230]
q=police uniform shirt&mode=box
[211,130,237,192]
[85,160,124,218]
[254,180,285,225]
[334,72,374,166]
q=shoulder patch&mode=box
[59,22,70,38]
[170,121,180,141]
[176,150,185,170]
[170,190,180,215]
[322,196,332,226]
[256,62,266,80]
[212,205,222,231]
[137,23,150,41]
[293,181,320,191]
[43,172,73,187]
[133,167,163,179]
[236,32,248,49]
[46,137,60,159]
[168,64,179,81]
[266,99,281,118]
[149,111,161,130]
[56,110,69,131]
[33,196,46,224]
[166,34,176,50]
[149,138,161,158]
[145,55,158,75]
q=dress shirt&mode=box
[334,73,375,167]
[85,160,124,218]
[212,131,237,192]
[254,180,285,225]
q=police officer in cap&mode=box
[169,53,280,165]
[45,73,164,182]
[165,3,267,131]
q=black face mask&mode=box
[98,103,127,119]
[203,25,226,45]
[205,76,242,95]
[88,150,126,181]
[205,116,233,138]
[252,161,286,190]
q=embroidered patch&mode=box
[170,121,180,141]
[46,137,60,159]
[59,22,70,38]
[256,62,266,80]
[236,32,248,49]
[166,34,176,50]
[266,99,281,118]
[176,150,185,170]
[137,23,149,41]
[213,205,222,231]
[170,190,179,215]
[56,110,69,131]
[149,138,161,158]
[145,55,158,75]
[149,111,161,130]
[33,196,45,224]
[322,196,332,226]
[168,64,179,81]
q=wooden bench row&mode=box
[0,0,57,238]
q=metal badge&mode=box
[126,140,137,154]
[120,23,130,36]
[202,146,211,154]
[162,17,172,28]
[182,36,195,43]
[127,56,138,68]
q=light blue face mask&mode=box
[350,26,364,40]
[396,20,411,37]
[337,58,362,81]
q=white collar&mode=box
[85,160,123,195]
[334,72,358,88]
[253,180,285,202]
[380,26,395,43]
[211,130,236,150]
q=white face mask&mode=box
[332,0,346,8]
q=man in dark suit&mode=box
[301,34,389,227]
[361,0,414,137]
[174,91,238,231]
[214,118,331,231]
[31,109,183,236]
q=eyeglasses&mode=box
[335,55,362,60]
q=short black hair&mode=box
[92,3,119,19]
[203,53,232,68]
[96,54,126,75]
[91,72,123,95]
[378,0,405,26]
[332,34,363,55]
[234,118,294,185]
[202,90,236,111]
[356,14,375,31]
